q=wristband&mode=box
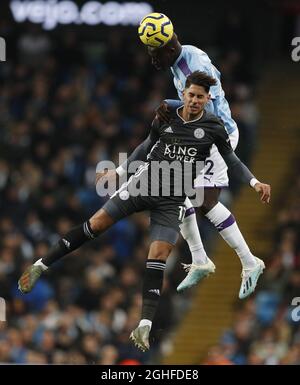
[116,165,126,177]
[250,178,260,188]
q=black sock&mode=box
[141,259,166,322]
[42,221,98,267]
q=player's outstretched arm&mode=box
[116,134,156,177]
[222,152,271,204]
[95,135,154,185]
[96,118,159,184]
[116,116,160,177]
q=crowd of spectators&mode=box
[0,18,258,364]
[203,166,300,365]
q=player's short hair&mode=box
[185,71,217,92]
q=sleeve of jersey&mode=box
[189,53,206,73]
[164,99,183,110]
[116,121,160,176]
[213,124,233,157]
[222,152,255,185]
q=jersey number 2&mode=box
[204,160,214,175]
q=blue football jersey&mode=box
[171,45,237,134]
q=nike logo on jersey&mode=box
[149,289,160,296]
[164,126,174,133]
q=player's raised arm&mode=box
[95,118,160,185]
[116,118,160,177]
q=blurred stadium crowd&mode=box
[203,169,300,365]
[1,19,298,365]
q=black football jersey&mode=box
[144,106,233,197]
[148,106,233,163]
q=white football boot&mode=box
[177,258,216,292]
[239,257,265,299]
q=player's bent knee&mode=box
[200,200,218,214]
[148,241,173,261]
[201,190,220,214]
[89,209,115,233]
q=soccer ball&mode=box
[138,13,174,48]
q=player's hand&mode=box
[254,182,271,204]
[155,101,171,124]
[95,169,118,186]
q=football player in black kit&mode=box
[18,71,270,352]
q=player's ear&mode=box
[167,46,176,58]
[207,93,211,101]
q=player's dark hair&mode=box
[185,71,217,92]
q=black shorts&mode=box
[102,169,186,245]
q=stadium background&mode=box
[0,0,299,364]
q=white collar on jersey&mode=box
[176,106,205,124]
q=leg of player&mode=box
[176,197,216,292]
[18,209,115,294]
[201,188,265,299]
[130,240,172,352]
